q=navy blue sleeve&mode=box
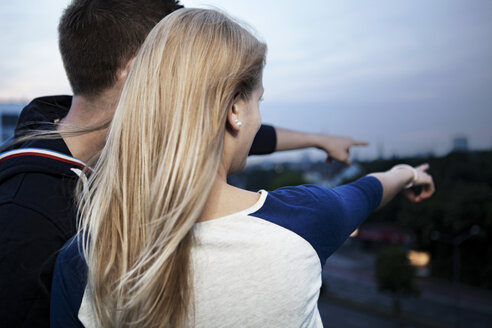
[50,237,87,328]
[250,176,382,266]
[249,124,277,155]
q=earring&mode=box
[234,118,242,128]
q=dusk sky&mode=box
[1,0,491,160]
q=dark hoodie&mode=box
[0,95,277,326]
[0,96,81,327]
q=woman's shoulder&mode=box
[56,235,86,267]
[51,235,88,327]
[250,183,346,234]
[249,176,382,265]
[265,183,339,204]
[53,234,88,291]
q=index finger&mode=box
[351,139,369,147]
[416,163,430,171]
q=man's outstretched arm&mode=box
[249,125,368,166]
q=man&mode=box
[0,1,365,326]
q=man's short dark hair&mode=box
[58,0,183,97]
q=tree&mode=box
[375,246,418,314]
[266,170,310,190]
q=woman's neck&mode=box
[198,177,260,222]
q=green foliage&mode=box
[375,246,418,296]
[229,166,310,191]
[266,170,309,190]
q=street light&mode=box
[431,225,480,328]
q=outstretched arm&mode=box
[274,127,368,166]
[315,163,434,260]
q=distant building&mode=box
[377,141,385,159]
[452,136,469,152]
[0,103,23,142]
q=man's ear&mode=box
[118,57,136,80]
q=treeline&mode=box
[234,150,492,289]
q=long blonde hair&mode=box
[78,8,266,327]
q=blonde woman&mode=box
[51,8,434,328]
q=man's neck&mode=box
[58,92,117,163]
